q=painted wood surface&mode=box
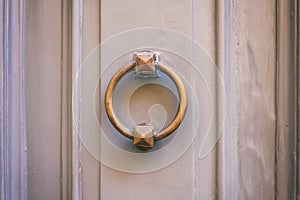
[234,0,276,199]
[0,0,27,199]
[0,0,299,199]
[24,0,64,199]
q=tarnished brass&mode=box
[105,63,135,139]
[134,51,158,77]
[105,51,187,149]
[133,125,154,149]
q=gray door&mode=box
[0,0,299,199]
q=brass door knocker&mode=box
[105,51,187,150]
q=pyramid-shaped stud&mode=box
[133,124,154,149]
[134,51,158,77]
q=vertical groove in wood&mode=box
[298,0,300,198]
[72,0,83,199]
[60,0,73,199]
[0,1,8,199]
[276,0,298,199]
[59,1,64,199]
[0,0,27,199]
[298,0,300,196]
[0,0,4,197]
[98,1,102,199]
[274,1,279,198]
[214,0,220,199]
[67,0,74,198]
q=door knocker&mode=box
[105,51,187,150]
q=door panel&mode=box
[100,0,214,199]
[235,0,276,199]
[25,0,63,199]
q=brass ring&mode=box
[105,52,187,149]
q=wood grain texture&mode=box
[233,0,276,199]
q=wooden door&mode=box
[0,0,299,199]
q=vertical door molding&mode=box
[0,0,27,199]
[72,0,83,199]
[276,0,299,199]
[215,0,239,199]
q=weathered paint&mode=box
[234,0,276,199]
[0,0,299,199]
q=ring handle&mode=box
[105,51,187,149]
